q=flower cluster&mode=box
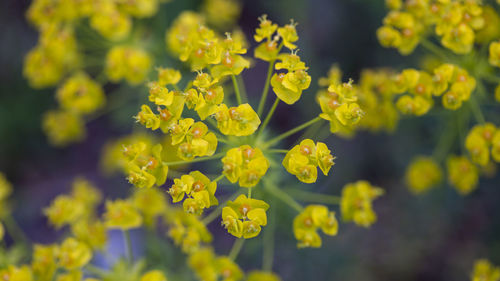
[222,146,269,188]
[168,171,218,215]
[222,194,269,239]
[378,0,486,55]
[282,139,335,183]
[340,181,385,227]
[405,156,443,194]
[470,259,500,281]
[293,205,338,248]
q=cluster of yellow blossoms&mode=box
[378,0,489,55]
[0,173,12,241]
[471,259,500,281]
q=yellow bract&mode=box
[0,265,33,281]
[340,180,384,227]
[447,155,479,195]
[283,139,335,183]
[471,259,500,281]
[188,247,244,281]
[293,205,338,248]
[140,270,168,281]
[489,41,500,67]
[132,188,168,226]
[222,146,269,188]
[165,209,213,254]
[405,156,442,194]
[222,194,269,239]
[124,142,168,188]
[58,238,92,270]
[466,123,497,166]
[32,244,59,281]
[43,110,85,146]
[104,199,143,230]
[106,46,152,85]
[215,104,261,136]
[168,171,218,215]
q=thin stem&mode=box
[432,113,457,162]
[213,174,225,182]
[163,152,225,166]
[237,75,248,103]
[258,62,276,116]
[286,189,341,205]
[257,98,279,137]
[481,74,500,84]
[262,206,275,271]
[228,238,245,261]
[123,230,133,264]
[265,149,289,154]
[420,39,452,62]
[264,117,322,149]
[3,215,29,244]
[468,95,486,124]
[248,187,252,198]
[231,75,243,105]
[264,181,303,213]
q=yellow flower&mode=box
[0,265,33,281]
[211,33,250,79]
[188,247,218,281]
[71,220,108,250]
[90,1,131,41]
[447,155,479,195]
[377,11,423,55]
[215,257,244,281]
[43,110,85,146]
[340,180,384,227]
[396,95,432,116]
[271,70,311,105]
[293,205,338,248]
[215,103,261,136]
[194,78,225,120]
[106,46,152,85]
[405,156,442,194]
[132,188,168,225]
[203,0,241,28]
[119,0,159,18]
[0,222,3,241]
[222,146,269,188]
[125,143,168,188]
[56,72,105,115]
[283,139,335,183]
[168,171,218,215]
[140,270,168,281]
[277,20,299,50]
[492,130,500,163]
[165,209,212,253]
[254,15,278,42]
[247,271,282,281]
[466,123,496,166]
[222,194,269,239]
[471,259,500,281]
[489,41,500,67]
[71,177,102,211]
[44,195,85,229]
[157,67,181,86]
[104,199,143,230]
[58,237,92,270]
[32,244,59,281]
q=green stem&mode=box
[248,187,252,198]
[264,181,303,213]
[237,75,248,103]
[420,39,452,62]
[481,74,500,84]
[257,62,276,116]
[265,149,289,154]
[228,238,245,261]
[231,75,243,105]
[213,174,225,182]
[123,230,133,264]
[262,206,275,272]
[163,152,225,166]
[263,117,322,149]
[3,215,29,244]
[257,98,280,137]
[468,95,485,124]
[286,189,341,205]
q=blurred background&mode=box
[1,0,500,280]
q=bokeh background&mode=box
[1,0,500,280]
